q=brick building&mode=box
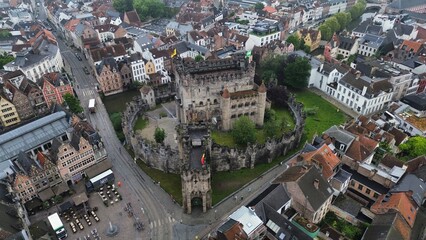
[40,72,74,107]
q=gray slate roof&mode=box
[390,174,426,207]
[0,111,69,162]
[324,125,356,147]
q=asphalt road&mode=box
[53,34,176,240]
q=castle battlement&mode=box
[174,53,250,75]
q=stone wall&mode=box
[122,87,305,174]
[210,92,306,172]
[121,96,182,174]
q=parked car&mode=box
[75,53,82,61]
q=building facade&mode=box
[0,94,21,127]
[40,72,74,107]
[174,54,267,131]
[95,58,124,96]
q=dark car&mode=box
[83,67,90,75]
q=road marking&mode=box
[150,222,153,229]
[153,221,157,228]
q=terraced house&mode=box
[0,93,20,127]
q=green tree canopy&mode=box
[259,54,287,85]
[319,24,332,41]
[195,55,204,62]
[232,116,256,146]
[0,53,14,69]
[154,127,166,143]
[283,56,311,89]
[63,93,83,114]
[399,136,426,159]
[334,12,351,31]
[286,34,310,52]
[324,17,340,34]
[112,0,133,13]
[134,0,166,21]
[254,2,264,12]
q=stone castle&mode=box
[173,53,267,130]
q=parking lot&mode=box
[61,181,149,240]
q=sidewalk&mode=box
[308,88,359,119]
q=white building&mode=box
[4,33,63,82]
[142,49,164,73]
[334,73,393,115]
[245,20,281,50]
[310,62,349,95]
[357,34,385,57]
[129,53,149,83]
[327,0,348,15]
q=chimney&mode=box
[314,179,320,189]
[361,86,367,96]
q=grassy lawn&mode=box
[128,90,347,207]
[136,160,182,205]
[294,90,347,143]
[133,117,148,131]
[211,106,295,148]
[103,90,140,114]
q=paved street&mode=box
[46,8,306,239]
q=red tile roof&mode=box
[299,144,341,180]
[371,192,417,228]
[400,40,423,53]
[345,135,378,162]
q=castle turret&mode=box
[221,87,231,131]
[256,82,267,126]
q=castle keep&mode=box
[174,54,267,130]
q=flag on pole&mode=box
[201,154,205,165]
[171,48,177,58]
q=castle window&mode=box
[231,105,236,109]
[251,101,256,106]
[244,113,249,116]
[238,114,242,117]
[238,104,243,108]
[250,112,255,115]
[199,101,203,106]
[214,99,218,104]
[231,114,236,118]
[245,102,250,106]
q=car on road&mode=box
[75,53,82,61]
[83,67,90,75]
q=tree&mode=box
[232,116,256,146]
[63,93,83,114]
[399,136,426,159]
[195,55,204,62]
[154,127,166,143]
[324,17,340,34]
[266,85,289,107]
[286,35,300,49]
[110,112,122,132]
[283,56,311,89]
[264,119,281,139]
[134,0,166,21]
[112,0,133,13]
[336,54,344,60]
[346,54,357,64]
[334,12,350,31]
[319,24,332,41]
[254,3,264,12]
[259,54,287,85]
[0,53,14,69]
